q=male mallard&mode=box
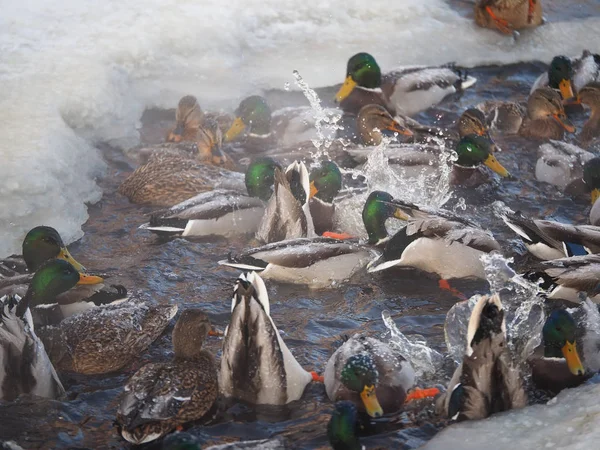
[219,272,318,404]
[436,294,526,421]
[40,295,177,375]
[583,157,600,225]
[534,140,595,189]
[366,193,501,280]
[117,309,218,444]
[0,259,77,401]
[0,226,122,325]
[139,157,281,238]
[579,82,600,146]
[118,153,245,207]
[324,333,415,417]
[531,51,600,102]
[474,0,542,35]
[335,53,476,117]
[503,211,600,260]
[528,309,586,393]
[309,161,343,236]
[328,401,363,450]
[224,95,275,152]
[519,88,576,140]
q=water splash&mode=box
[582,299,600,372]
[444,296,480,363]
[382,310,443,379]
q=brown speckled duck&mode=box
[520,88,576,139]
[579,82,600,146]
[474,0,543,35]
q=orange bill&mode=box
[77,272,104,285]
[562,341,585,376]
[309,181,319,199]
[552,114,576,133]
[360,385,383,417]
[386,120,413,137]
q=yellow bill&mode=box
[335,76,357,103]
[309,180,318,199]
[360,384,383,417]
[484,154,510,178]
[559,79,576,102]
[224,117,246,142]
[591,188,600,205]
[57,247,86,272]
[393,208,411,221]
[562,340,585,376]
[77,272,104,285]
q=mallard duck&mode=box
[219,272,317,404]
[139,157,281,237]
[324,333,415,418]
[0,259,77,401]
[166,95,205,143]
[528,309,586,393]
[309,161,343,236]
[519,88,576,139]
[436,294,526,421]
[477,100,527,135]
[531,51,600,102]
[39,295,177,375]
[503,211,600,260]
[534,140,595,189]
[366,193,502,280]
[118,153,245,207]
[116,309,217,444]
[335,53,476,117]
[356,104,414,146]
[583,157,600,225]
[0,226,124,325]
[474,0,542,35]
[256,160,316,243]
[327,401,362,450]
[579,82,600,145]
[224,95,275,152]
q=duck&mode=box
[219,272,319,404]
[366,193,502,280]
[356,104,415,146]
[474,0,542,35]
[327,401,362,450]
[39,295,178,375]
[531,51,600,103]
[0,259,77,401]
[534,140,596,189]
[583,157,600,226]
[324,333,415,418]
[118,153,245,207]
[309,161,344,236]
[223,95,278,154]
[139,157,281,238]
[116,309,218,445]
[476,100,527,135]
[528,308,587,393]
[436,294,526,421]
[502,210,600,260]
[0,226,124,325]
[579,82,600,146]
[334,53,477,117]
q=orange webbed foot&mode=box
[405,387,441,403]
[485,6,513,34]
[310,371,325,383]
[322,231,354,240]
[439,279,468,301]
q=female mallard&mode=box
[534,140,595,189]
[584,157,600,226]
[39,295,177,375]
[436,294,526,421]
[474,0,542,35]
[519,88,576,139]
[116,309,218,444]
[356,104,414,146]
[139,157,281,238]
[528,309,586,393]
[309,161,343,236]
[324,333,415,417]
[335,53,476,117]
[366,193,502,280]
[0,226,123,325]
[0,259,78,401]
[503,211,600,260]
[579,82,600,146]
[219,272,319,404]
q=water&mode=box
[2,0,600,448]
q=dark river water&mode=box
[1,2,599,448]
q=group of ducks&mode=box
[3,47,600,449]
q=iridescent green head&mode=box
[309,161,342,203]
[22,226,87,273]
[583,157,600,205]
[543,310,584,376]
[327,401,361,450]
[225,96,272,141]
[341,353,383,417]
[362,191,407,244]
[548,56,576,100]
[244,157,282,202]
[455,135,510,177]
[335,53,382,103]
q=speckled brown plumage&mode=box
[579,83,600,146]
[475,0,542,33]
[520,88,574,140]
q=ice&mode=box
[422,382,600,450]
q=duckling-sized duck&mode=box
[335,53,476,117]
[220,272,319,404]
[503,211,600,260]
[140,157,281,238]
[116,309,218,445]
[0,259,77,401]
[309,161,344,236]
[528,309,587,393]
[366,193,502,280]
[0,226,124,325]
[534,140,595,189]
[474,0,542,35]
[579,82,600,146]
[436,294,526,421]
[324,333,415,418]
[118,153,245,207]
[39,295,178,375]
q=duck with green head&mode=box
[309,161,344,236]
[328,401,362,450]
[335,52,476,117]
[224,96,272,143]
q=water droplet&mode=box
[283,82,290,91]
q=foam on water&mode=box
[2,0,599,256]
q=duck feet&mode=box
[438,279,468,301]
[405,387,441,403]
[485,6,513,34]
[310,371,325,383]
[322,231,354,240]
[528,0,536,23]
